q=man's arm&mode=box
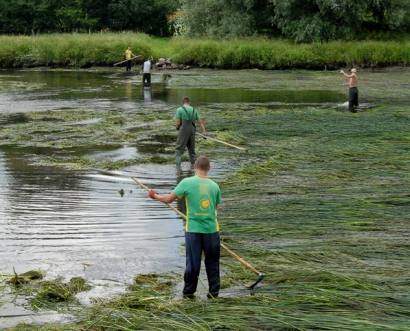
[149,190,178,204]
[340,70,353,78]
[176,119,182,130]
[198,119,206,133]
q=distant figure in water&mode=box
[340,68,359,112]
[175,96,206,170]
[142,58,152,87]
[124,46,135,72]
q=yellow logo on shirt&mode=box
[200,199,210,209]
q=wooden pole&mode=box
[131,177,263,277]
[114,55,141,67]
[197,132,246,151]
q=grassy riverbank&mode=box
[0,33,410,69]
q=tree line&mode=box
[0,0,409,42]
[0,0,179,36]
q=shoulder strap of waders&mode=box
[182,106,196,128]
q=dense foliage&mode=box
[0,0,409,41]
[181,0,410,41]
[272,0,410,42]
[0,0,179,36]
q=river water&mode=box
[0,68,408,327]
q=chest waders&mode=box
[349,87,359,113]
[176,107,197,169]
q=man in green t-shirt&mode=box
[148,156,222,298]
[175,96,206,170]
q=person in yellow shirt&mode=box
[124,46,135,72]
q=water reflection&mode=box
[0,70,348,113]
[0,149,230,282]
[0,150,184,282]
[143,86,152,104]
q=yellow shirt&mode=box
[125,49,134,60]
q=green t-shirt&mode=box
[175,105,200,121]
[173,176,222,233]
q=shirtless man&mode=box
[340,68,359,112]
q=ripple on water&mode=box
[0,153,231,282]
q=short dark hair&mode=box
[183,96,190,103]
[195,156,210,171]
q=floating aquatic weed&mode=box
[32,277,92,306]
[7,269,44,287]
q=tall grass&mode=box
[0,33,410,69]
[0,33,152,68]
[167,38,410,69]
[0,33,409,69]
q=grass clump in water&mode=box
[7,269,44,286]
[32,277,91,307]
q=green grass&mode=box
[0,33,410,69]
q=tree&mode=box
[271,0,410,42]
[0,0,179,35]
[181,0,273,37]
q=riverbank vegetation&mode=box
[0,33,410,69]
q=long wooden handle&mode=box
[131,177,261,276]
[114,55,141,66]
[220,243,261,274]
[197,132,246,151]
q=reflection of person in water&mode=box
[143,87,152,104]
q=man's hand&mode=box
[148,189,157,200]
[340,69,345,74]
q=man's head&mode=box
[182,96,190,105]
[351,68,357,73]
[195,156,210,174]
[127,46,131,50]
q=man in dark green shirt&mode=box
[175,96,206,170]
[148,156,222,298]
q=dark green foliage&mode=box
[272,0,410,42]
[0,0,179,36]
[181,0,268,37]
[181,0,410,41]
